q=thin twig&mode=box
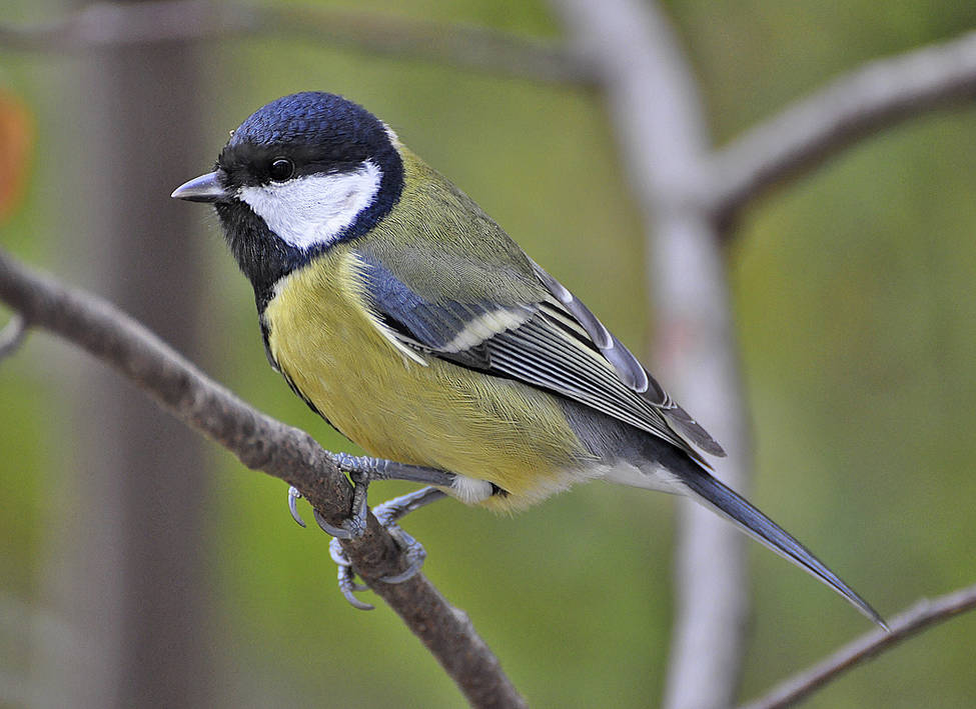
[550,2,751,708]
[740,581,976,709]
[706,28,976,223]
[0,313,27,359]
[0,247,526,709]
[0,0,594,85]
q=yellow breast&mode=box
[263,246,592,511]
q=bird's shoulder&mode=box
[355,147,546,306]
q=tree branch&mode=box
[706,28,976,223]
[550,2,751,707]
[740,581,976,709]
[0,0,594,85]
[0,247,526,709]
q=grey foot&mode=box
[329,522,427,611]
[328,488,445,610]
[287,474,447,610]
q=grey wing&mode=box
[359,255,725,462]
[530,262,725,457]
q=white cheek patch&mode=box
[238,160,382,250]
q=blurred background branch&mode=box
[0,0,594,84]
[551,2,750,708]
[741,581,976,709]
[707,27,976,224]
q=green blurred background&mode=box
[2,1,975,707]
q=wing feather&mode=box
[487,320,694,454]
[358,254,724,460]
[530,262,725,456]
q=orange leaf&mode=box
[0,90,34,224]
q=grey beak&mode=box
[171,170,231,203]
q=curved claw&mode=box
[380,560,423,585]
[297,473,369,539]
[329,537,352,567]
[329,539,368,589]
[338,565,374,611]
[287,486,306,528]
[313,508,356,539]
[331,538,372,609]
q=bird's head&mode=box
[172,92,404,304]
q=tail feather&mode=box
[676,466,888,630]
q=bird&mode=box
[172,91,885,626]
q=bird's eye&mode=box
[268,158,294,182]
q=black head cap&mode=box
[218,91,401,188]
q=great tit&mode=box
[172,91,884,626]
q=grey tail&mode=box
[675,465,888,630]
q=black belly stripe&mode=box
[263,315,345,435]
[279,369,344,434]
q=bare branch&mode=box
[0,247,526,709]
[0,313,27,359]
[706,28,976,222]
[741,581,976,709]
[0,0,594,85]
[550,2,751,707]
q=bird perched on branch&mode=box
[172,91,884,626]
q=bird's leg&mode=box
[286,453,457,609]
[331,453,459,489]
